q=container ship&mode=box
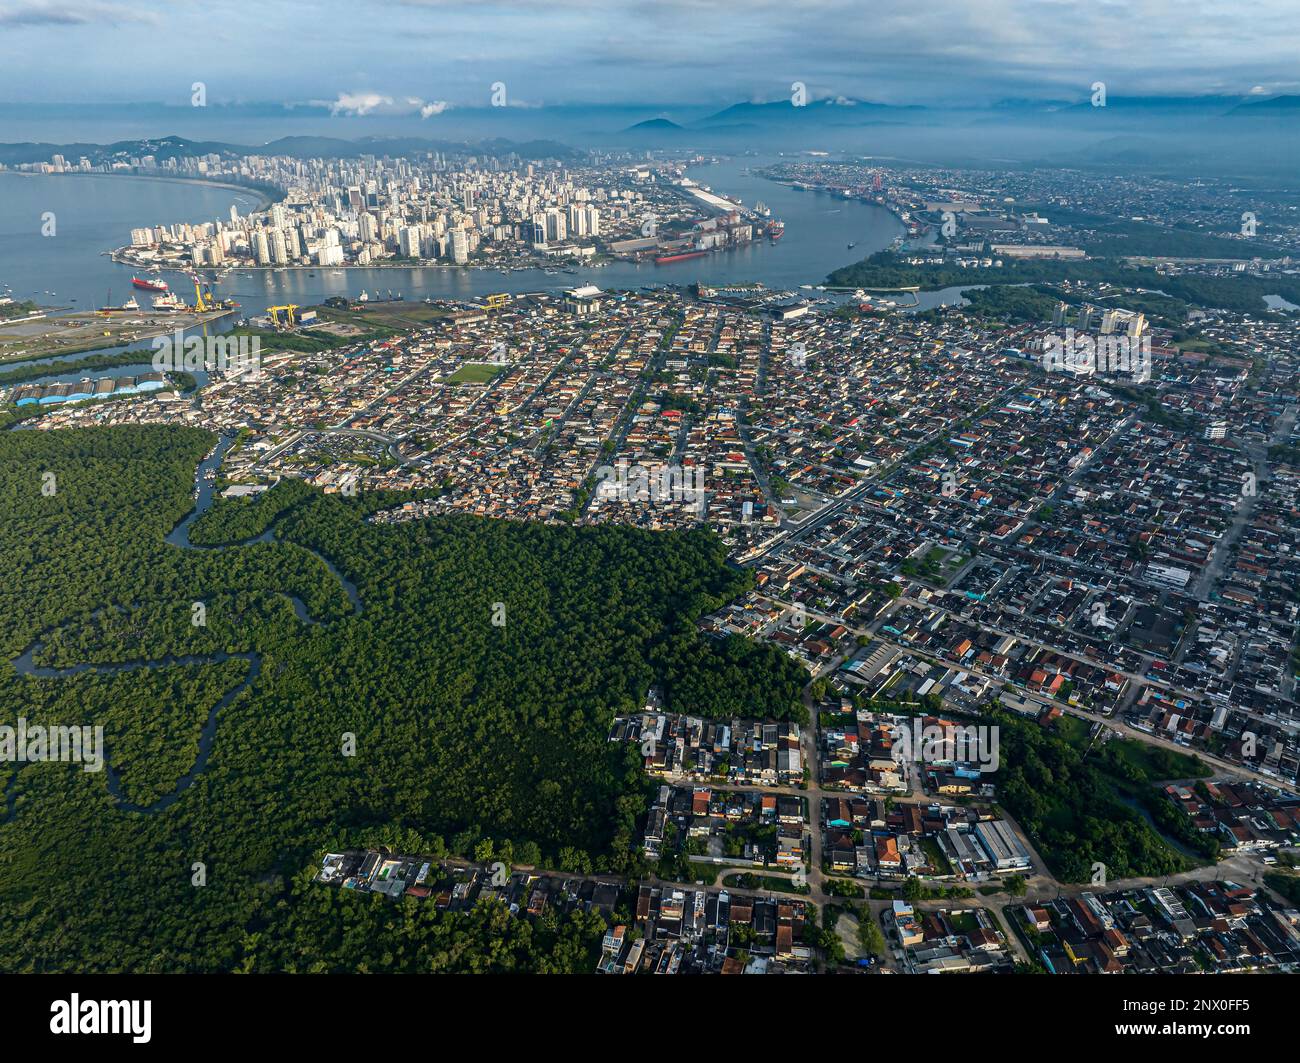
[132,275,170,293]
[655,250,708,265]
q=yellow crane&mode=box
[189,274,230,313]
[267,304,300,329]
[186,274,239,314]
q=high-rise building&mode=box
[544,207,567,243]
[399,226,422,258]
[448,228,469,264]
[1101,308,1146,337]
[529,213,548,247]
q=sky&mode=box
[1,0,1298,115]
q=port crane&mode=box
[186,273,239,313]
[267,304,300,329]
[188,274,212,312]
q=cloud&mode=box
[327,92,392,116]
[2,0,1299,106]
[323,92,450,118]
[0,1,156,26]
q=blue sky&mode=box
[1,0,1297,110]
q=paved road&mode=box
[754,591,1300,798]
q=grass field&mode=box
[1053,713,1094,750]
[721,872,810,896]
[445,362,503,384]
[312,303,456,339]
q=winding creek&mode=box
[4,433,362,818]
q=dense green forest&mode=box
[954,284,1062,324]
[243,867,610,972]
[828,252,1300,314]
[653,630,808,723]
[1016,207,1299,259]
[952,283,1192,330]
[0,423,795,971]
[1264,870,1300,907]
[0,350,162,387]
[992,710,1210,882]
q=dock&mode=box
[0,307,239,364]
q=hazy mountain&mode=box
[0,133,581,166]
[1224,94,1300,117]
[697,97,926,128]
[624,117,684,131]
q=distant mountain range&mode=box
[623,117,684,132]
[0,133,582,167]
[606,92,1300,138]
[1224,94,1300,116]
[3,93,1297,178]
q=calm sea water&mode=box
[0,172,263,308]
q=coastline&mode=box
[11,169,279,211]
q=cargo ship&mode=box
[98,293,140,313]
[132,275,170,293]
[767,220,785,241]
[655,250,708,265]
